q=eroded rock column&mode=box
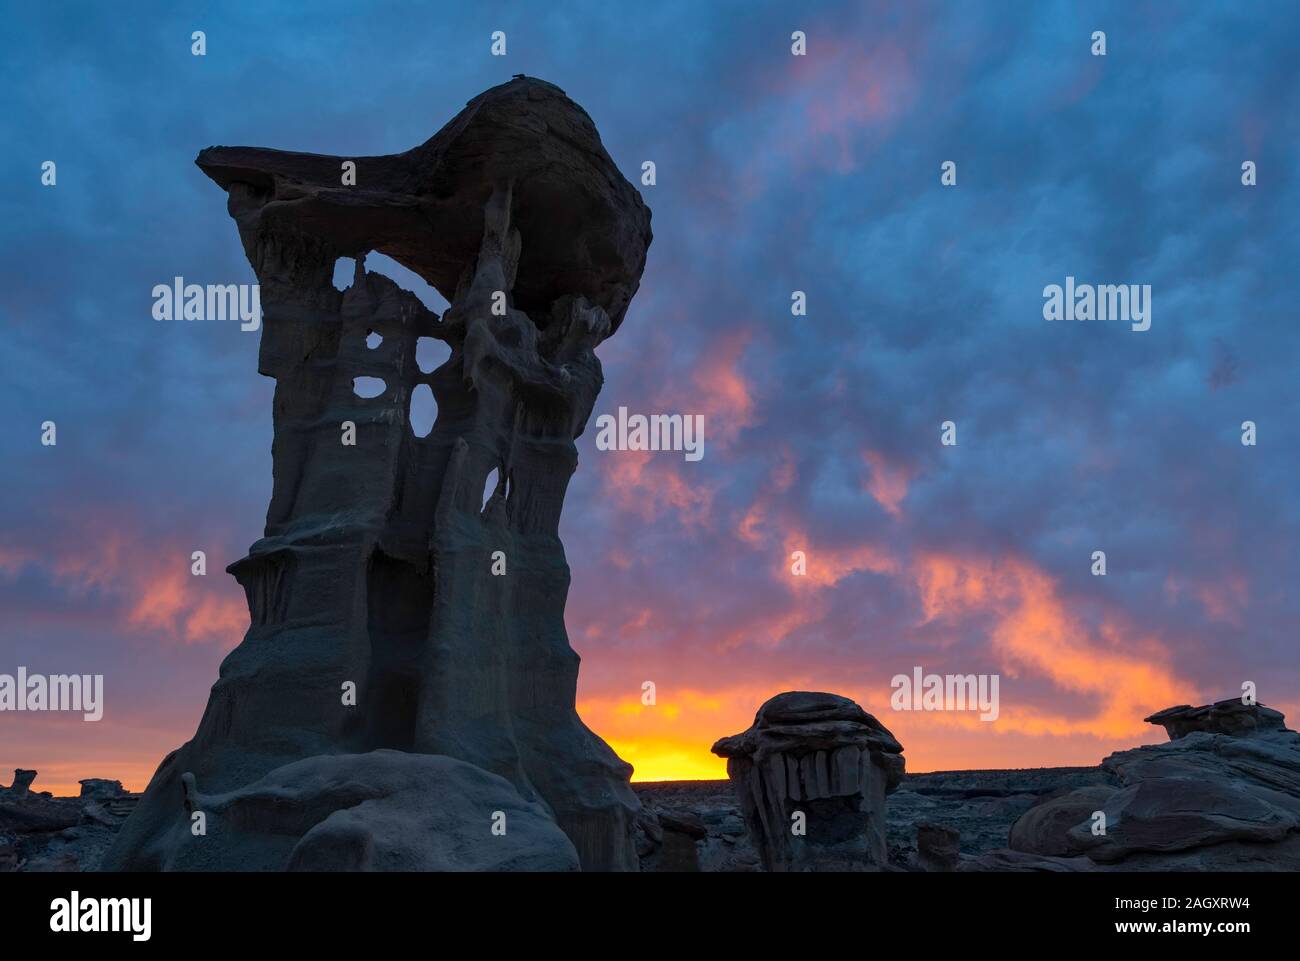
[103,77,652,872]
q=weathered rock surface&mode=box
[103,76,651,872]
[1007,785,1117,858]
[1005,700,1300,871]
[176,750,579,872]
[632,780,761,872]
[2,770,139,872]
[712,692,905,871]
[633,804,706,872]
[915,821,961,872]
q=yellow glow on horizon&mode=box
[609,739,728,782]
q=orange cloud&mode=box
[1,522,248,649]
[785,533,897,589]
[128,567,248,647]
[573,536,1197,781]
[914,551,1192,738]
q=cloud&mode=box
[4,0,1299,787]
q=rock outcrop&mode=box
[1145,698,1288,740]
[915,821,961,872]
[182,751,579,872]
[2,770,139,871]
[1006,785,1116,858]
[7,770,36,799]
[103,77,652,872]
[78,779,128,801]
[1006,699,1300,870]
[632,780,762,872]
[633,806,707,872]
[712,691,905,871]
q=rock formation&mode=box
[632,781,762,872]
[712,691,905,871]
[915,821,961,872]
[1005,699,1300,870]
[6,769,35,799]
[633,805,707,872]
[78,779,128,801]
[2,770,139,871]
[1145,698,1288,740]
[182,751,579,871]
[103,77,652,872]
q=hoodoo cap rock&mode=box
[196,76,652,334]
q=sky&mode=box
[2,1,1298,795]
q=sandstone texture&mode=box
[102,77,651,872]
[712,691,905,871]
[183,751,579,872]
[1005,700,1300,871]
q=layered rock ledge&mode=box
[995,699,1300,871]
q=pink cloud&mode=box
[861,449,915,517]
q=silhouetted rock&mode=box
[1145,698,1289,740]
[5,770,36,798]
[78,779,127,800]
[103,77,651,873]
[712,692,905,871]
[1005,699,1300,870]
[195,76,650,335]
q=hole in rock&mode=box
[409,384,436,438]
[482,468,499,512]
[365,252,451,314]
[332,257,356,292]
[353,376,387,399]
[366,330,383,349]
[417,336,450,374]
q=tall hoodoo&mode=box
[104,77,652,872]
